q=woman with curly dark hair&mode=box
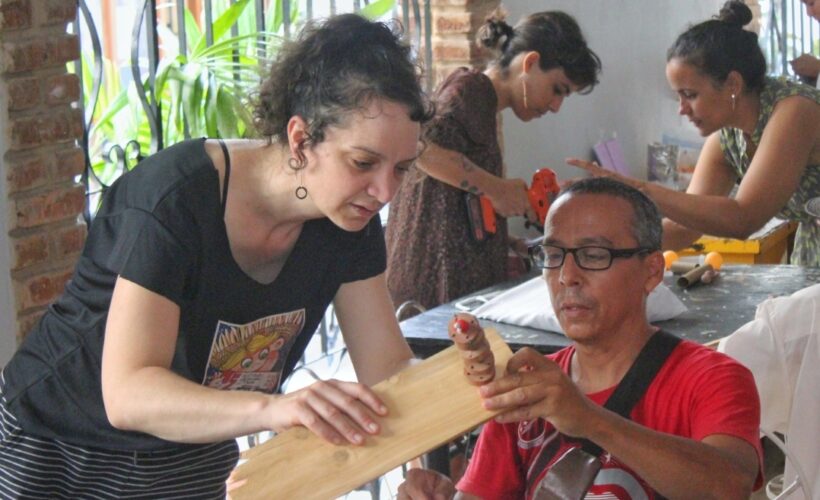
[386,8,601,313]
[0,14,432,497]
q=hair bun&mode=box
[476,8,514,51]
[717,0,753,28]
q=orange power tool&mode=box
[465,168,560,241]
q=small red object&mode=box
[454,318,470,333]
[527,168,560,227]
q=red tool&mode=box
[526,168,560,228]
[465,168,561,241]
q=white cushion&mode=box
[472,277,687,334]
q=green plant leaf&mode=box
[216,87,240,138]
[79,51,95,108]
[192,0,252,56]
[268,0,282,33]
[204,76,219,137]
[182,64,206,136]
[360,0,395,20]
[82,0,302,197]
[184,8,203,54]
[89,86,129,135]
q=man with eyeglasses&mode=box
[399,178,762,499]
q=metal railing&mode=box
[72,0,432,221]
[760,0,820,78]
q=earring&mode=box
[731,93,737,111]
[288,153,308,199]
[295,185,308,200]
[288,156,304,170]
[521,74,530,111]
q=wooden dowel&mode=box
[677,264,714,288]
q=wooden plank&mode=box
[230,328,513,499]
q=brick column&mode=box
[0,0,86,363]
[429,0,501,86]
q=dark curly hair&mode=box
[667,0,766,92]
[253,14,434,146]
[476,9,601,94]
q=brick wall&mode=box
[0,0,86,355]
[429,0,501,86]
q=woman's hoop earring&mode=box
[731,93,737,111]
[288,155,305,170]
[289,151,308,199]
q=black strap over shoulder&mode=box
[216,139,231,215]
[602,330,681,417]
[526,331,681,489]
[579,330,681,457]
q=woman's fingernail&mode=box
[368,422,378,432]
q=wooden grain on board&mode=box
[230,328,513,499]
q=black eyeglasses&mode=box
[529,244,654,271]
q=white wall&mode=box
[501,0,722,236]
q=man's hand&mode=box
[479,348,599,437]
[398,469,455,500]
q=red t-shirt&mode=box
[457,340,763,499]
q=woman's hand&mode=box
[790,54,820,80]
[485,177,533,218]
[269,379,388,445]
[226,469,247,500]
[397,468,455,500]
[565,158,645,191]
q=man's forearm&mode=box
[585,406,757,499]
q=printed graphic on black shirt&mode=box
[203,309,305,392]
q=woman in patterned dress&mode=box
[386,9,601,312]
[570,0,820,266]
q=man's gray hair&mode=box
[558,177,662,250]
